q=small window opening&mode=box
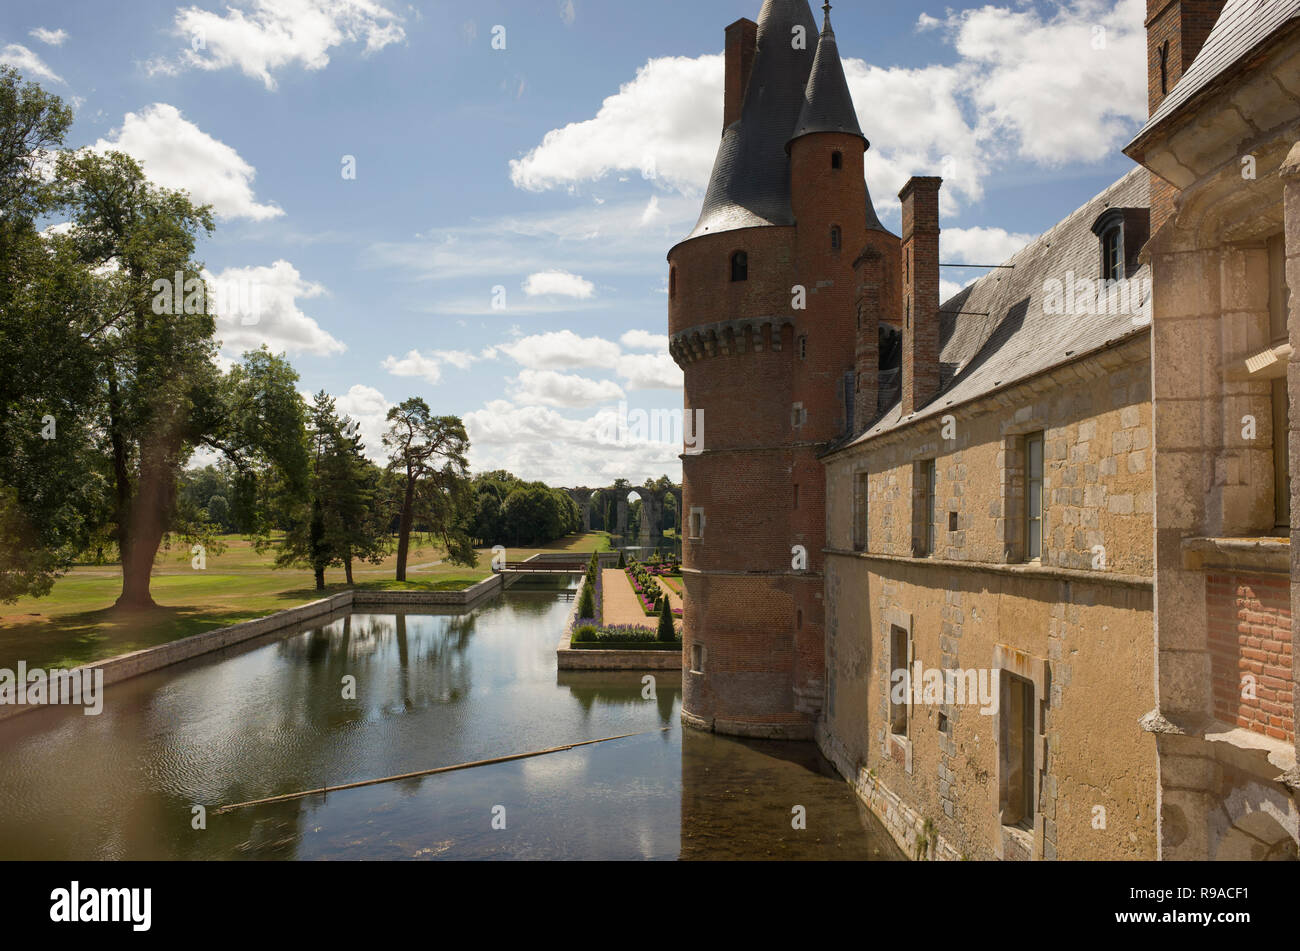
[831,226,842,251]
[831,151,843,170]
[730,251,748,282]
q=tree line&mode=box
[0,68,585,608]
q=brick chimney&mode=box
[1144,0,1227,231]
[900,177,942,416]
[724,18,758,130]
[853,247,882,434]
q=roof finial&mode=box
[822,2,833,33]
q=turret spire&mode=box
[788,0,865,146]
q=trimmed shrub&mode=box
[577,581,595,618]
[657,597,675,642]
[573,623,598,643]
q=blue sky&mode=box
[1,0,1148,486]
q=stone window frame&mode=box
[853,467,870,553]
[991,643,1050,860]
[688,507,706,541]
[689,643,705,675]
[998,414,1051,564]
[883,608,914,775]
[911,459,936,557]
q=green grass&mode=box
[0,531,610,671]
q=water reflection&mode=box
[0,589,900,861]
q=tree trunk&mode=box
[396,469,415,582]
[345,555,354,586]
[314,566,325,591]
[115,444,173,610]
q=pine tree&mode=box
[657,596,675,642]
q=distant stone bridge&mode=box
[564,484,683,535]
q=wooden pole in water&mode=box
[213,727,671,814]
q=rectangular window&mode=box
[1025,432,1044,561]
[999,672,1035,829]
[1269,233,1289,344]
[689,508,705,540]
[1274,378,1290,530]
[690,644,704,674]
[854,471,869,552]
[924,459,936,556]
[793,483,800,509]
[890,625,910,737]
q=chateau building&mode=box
[669,0,1299,860]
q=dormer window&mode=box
[1091,208,1150,283]
[730,251,748,282]
[831,151,843,170]
[1102,226,1123,281]
[831,226,842,251]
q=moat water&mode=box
[0,583,902,860]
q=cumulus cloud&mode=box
[205,259,343,358]
[508,369,625,408]
[92,103,283,221]
[522,269,595,299]
[29,28,69,47]
[559,0,576,27]
[381,348,493,385]
[496,330,621,371]
[156,0,406,90]
[0,44,63,83]
[925,0,1148,165]
[942,226,1035,265]
[620,329,669,351]
[509,53,723,194]
[333,383,392,461]
[616,352,680,390]
[463,400,681,487]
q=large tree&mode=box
[382,398,476,581]
[277,391,388,589]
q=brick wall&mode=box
[900,177,941,415]
[1208,573,1295,743]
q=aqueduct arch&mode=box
[565,484,683,536]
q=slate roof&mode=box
[684,0,889,241]
[841,167,1152,449]
[789,7,866,144]
[1130,0,1300,150]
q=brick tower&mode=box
[668,0,900,739]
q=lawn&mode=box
[0,531,612,670]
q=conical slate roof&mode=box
[789,4,866,144]
[684,0,818,240]
[681,0,888,244]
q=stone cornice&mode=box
[825,547,1152,590]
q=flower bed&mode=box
[570,623,681,651]
[624,559,682,618]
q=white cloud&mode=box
[205,259,343,358]
[333,383,392,461]
[639,195,662,226]
[616,352,680,391]
[29,28,69,47]
[159,0,406,90]
[522,269,595,299]
[929,0,1148,165]
[463,400,681,487]
[509,53,723,194]
[92,103,283,221]
[620,329,669,351]
[559,0,576,27]
[942,226,1035,266]
[381,348,492,385]
[497,330,621,371]
[508,369,625,408]
[0,44,63,84]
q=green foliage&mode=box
[657,596,676,642]
[383,397,476,581]
[577,580,596,619]
[572,623,597,643]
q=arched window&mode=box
[831,226,841,251]
[831,151,843,170]
[669,266,677,298]
[730,251,748,282]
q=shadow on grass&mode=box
[0,577,489,670]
